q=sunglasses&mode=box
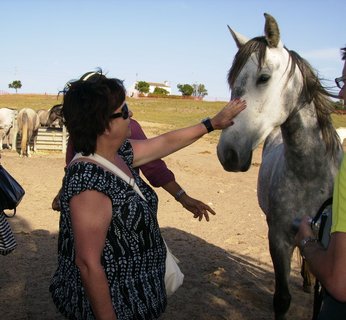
[109,103,129,120]
[335,76,346,89]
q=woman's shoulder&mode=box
[68,160,99,172]
[63,161,115,199]
[66,161,108,185]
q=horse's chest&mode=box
[259,165,334,221]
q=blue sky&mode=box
[1,0,345,101]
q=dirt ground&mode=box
[0,124,315,320]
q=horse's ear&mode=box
[264,13,282,48]
[227,25,249,48]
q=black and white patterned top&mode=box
[50,140,167,320]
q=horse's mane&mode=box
[228,36,341,158]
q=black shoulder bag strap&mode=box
[311,197,333,320]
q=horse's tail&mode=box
[299,253,315,292]
[21,112,28,156]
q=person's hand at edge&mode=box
[178,193,216,222]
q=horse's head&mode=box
[47,104,63,127]
[217,13,302,172]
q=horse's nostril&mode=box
[218,147,252,172]
[219,149,240,172]
[228,149,238,165]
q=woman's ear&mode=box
[103,124,111,136]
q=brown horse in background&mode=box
[17,108,40,157]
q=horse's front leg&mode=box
[31,130,39,155]
[26,142,31,157]
[33,133,38,152]
[268,227,295,320]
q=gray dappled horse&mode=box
[217,13,343,319]
[37,104,63,128]
[17,108,40,157]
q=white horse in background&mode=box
[217,13,343,319]
[336,127,346,144]
[0,108,16,150]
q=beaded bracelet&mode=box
[299,237,318,259]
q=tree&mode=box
[8,80,22,93]
[177,83,194,96]
[153,87,169,95]
[135,81,150,94]
[192,83,208,99]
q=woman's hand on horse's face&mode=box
[211,99,247,130]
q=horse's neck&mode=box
[43,110,50,123]
[281,102,337,175]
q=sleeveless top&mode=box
[332,155,346,233]
[50,140,167,319]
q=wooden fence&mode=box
[14,127,68,153]
[34,127,68,152]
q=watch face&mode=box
[202,118,213,133]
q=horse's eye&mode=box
[256,74,270,85]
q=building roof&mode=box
[147,82,170,88]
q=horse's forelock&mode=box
[228,37,267,88]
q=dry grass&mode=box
[0,94,345,133]
[0,94,63,111]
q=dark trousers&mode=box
[317,292,346,320]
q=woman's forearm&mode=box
[78,262,117,320]
[132,123,206,167]
[296,222,346,302]
[131,99,246,167]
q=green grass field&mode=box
[1,94,345,131]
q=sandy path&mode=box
[0,131,314,320]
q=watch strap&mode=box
[201,117,214,133]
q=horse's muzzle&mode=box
[217,147,252,172]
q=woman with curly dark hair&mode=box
[50,71,246,320]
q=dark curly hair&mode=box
[62,71,126,155]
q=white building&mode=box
[128,81,171,97]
